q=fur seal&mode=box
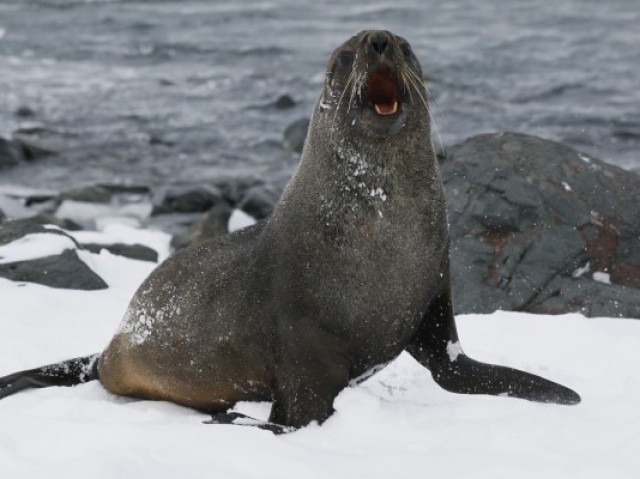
[0,30,580,430]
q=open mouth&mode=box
[367,67,399,116]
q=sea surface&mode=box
[1,0,639,192]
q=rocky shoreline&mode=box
[1,129,639,318]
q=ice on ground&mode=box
[228,208,257,232]
[0,222,639,479]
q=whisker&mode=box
[400,69,414,106]
[330,68,356,143]
[405,68,443,153]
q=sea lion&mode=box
[0,30,580,431]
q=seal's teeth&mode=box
[374,102,398,116]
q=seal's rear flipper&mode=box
[0,354,100,400]
[205,411,294,434]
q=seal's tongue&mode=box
[368,67,398,116]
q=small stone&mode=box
[152,184,225,215]
[15,106,36,118]
[273,94,296,110]
[0,137,24,169]
[169,201,236,250]
[237,185,280,219]
[12,127,68,160]
[61,185,112,204]
[81,243,158,262]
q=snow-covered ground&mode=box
[1,223,639,479]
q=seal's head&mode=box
[320,30,428,138]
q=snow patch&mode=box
[0,194,32,219]
[446,340,463,361]
[1,221,640,478]
[593,271,611,284]
[228,209,256,232]
[0,232,77,264]
[572,261,590,278]
[578,153,591,163]
[369,186,387,201]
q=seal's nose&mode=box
[369,31,390,55]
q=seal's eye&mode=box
[337,51,355,72]
[400,43,412,59]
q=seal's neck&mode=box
[332,141,390,201]
[273,104,440,234]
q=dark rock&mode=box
[0,218,107,290]
[283,117,309,153]
[237,184,279,219]
[152,184,225,215]
[0,249,108,290]
[15,106,36,118]
[612,129,640,141]
[0,218,60,246]
[442,132,640,319]
[147,212,202,251]
[171,202,233,250]
[149,134,175,147]
[81,243,158,262]
[213,177,261,206]
[0,137,24,169]
[61,185,112,204]
[273,94,296,109]
[97,184,151,196]
[30,213,83,231]
[0,185,59,209]
[12,127,68,160]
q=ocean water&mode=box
[1,0,638,191]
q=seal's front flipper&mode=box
[407,281,581,405]
[428,354,581,405]
[0,354,100,400]
[205,411,294,434]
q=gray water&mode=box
[1,0,639,192]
